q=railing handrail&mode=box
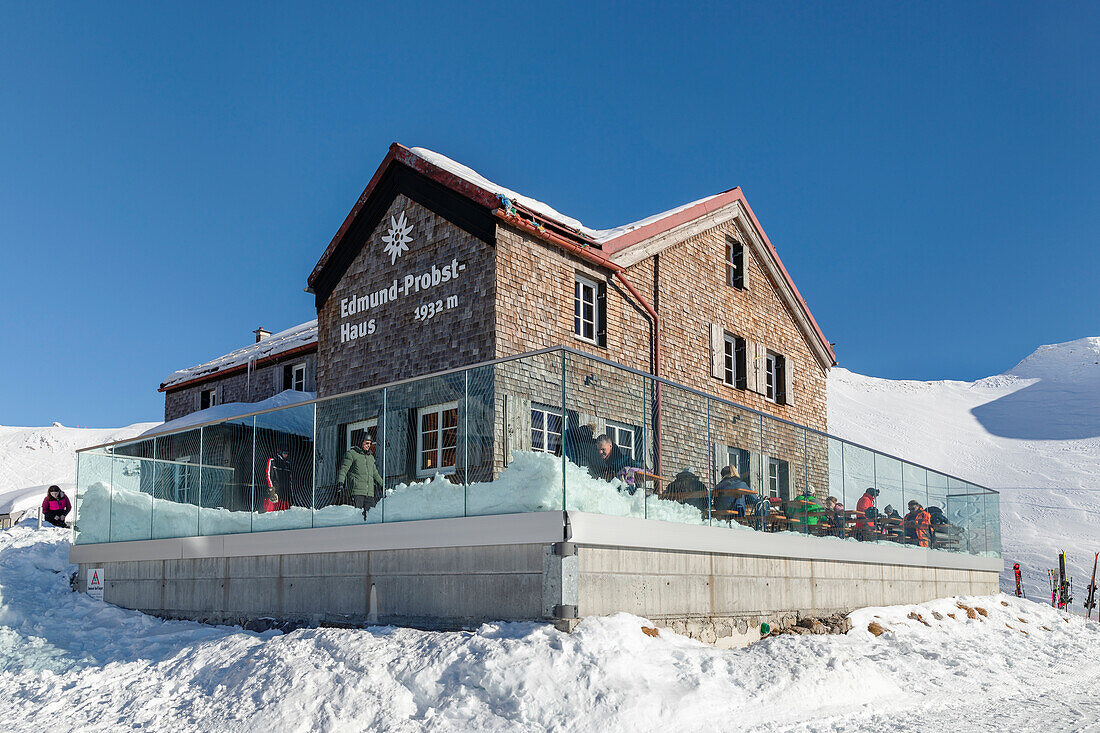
[80,345,997,493]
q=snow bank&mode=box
[74,452,730,544]
[2,524,1097,731]
[829,336,1100,602]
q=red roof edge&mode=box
[605,188,835,367]
[307,144,504,288]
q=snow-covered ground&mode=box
[2,338,1098,731]
[1,522,1098,732]
[0,423,155,517]
[829,337,1100,603]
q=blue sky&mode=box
[1,2,1096,427]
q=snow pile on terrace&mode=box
[2,523,1098,731]
[410,147,722,244]
[138,389,317,438]
[829,336,1100,601]
[72,452,726,544]
[159,320,317,390]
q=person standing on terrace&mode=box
[337,438,384,516]
[591,435,636,483]
[855,488,879,539]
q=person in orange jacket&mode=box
[903,500,932,548]
[855,487,879,539]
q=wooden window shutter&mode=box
[754,343,768,395]
[783,356,795,405]
[596,280,607,348]
[503,395,532,466]
[713,443,726,484]
[710,324,724,380]
[743,339,757,393]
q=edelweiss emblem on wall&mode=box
[382,210,414,265]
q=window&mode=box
[765,351,787,404]
[347,418,377,450]
[723,334,746,388]
[283,362,308,392]
[726,447,747,477]
[726,239,745,289]
[200,388,217,410]
[768,457,789,499]
[531,405,563,455]
[605,421,635,459]
[573,274,604,346]
[417,402,458,477]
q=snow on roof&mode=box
[141,389,317,437]
[409,147,721,244]
[161,320,318,390]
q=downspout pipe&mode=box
[494,208,664,481]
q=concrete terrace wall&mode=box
[73,512,1001,644]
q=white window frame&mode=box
[291,362,307,392]
[200,387,217,410]
[573,275,600,345]
[605,420,636,459]
[768,458,781,498]
[765,352,778,403]
[723,334,738,387]
[726,447,744,477]
[531,404,563,455]
[346,418,378,451]
[725,239,745,289]
[416,402,459,477]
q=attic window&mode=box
[726,239,746,290]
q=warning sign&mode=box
[87,567,104,601]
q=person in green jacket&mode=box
[787,488,824,530]
[336,438,384,515]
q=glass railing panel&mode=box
[561,350,647,518]
[380,371,467,522]
[313,388,386,527]
[108,438,155,542]
[841,442,877,540]
[647,380,709,525]
[874,454,905,546]
[708,398,765,531]
[762,415,812,535]
[946,476,980,554]
[826,436,850,536]
[73,449,115,544]
[987,489,1002,557]
[467,353,564,516]
[251,403,315,531]
[151,428,201,539]
[197,417,256,536]
[927,469,958,553]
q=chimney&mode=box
[253,326,272,343]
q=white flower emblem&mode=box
[381,211,414,265]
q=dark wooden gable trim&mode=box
[311,162,497,309]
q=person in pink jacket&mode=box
[41,485,72,528]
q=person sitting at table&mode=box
[564,421,599,472]
[882,504,902,521]
[926,505,950,526]
[787,488,824,529]
[665,468,707,513]
[713,465,750,517]
[823,496,844,531]
[591,434,637,483]
[855,487,879,538]
[903,500,932,547]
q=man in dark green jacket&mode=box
[337,438,384,515]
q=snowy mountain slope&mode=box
[0,423,156,515]
[1,523,1098,732]
[829,337,1100,603]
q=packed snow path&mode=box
[2,524,1098,732]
